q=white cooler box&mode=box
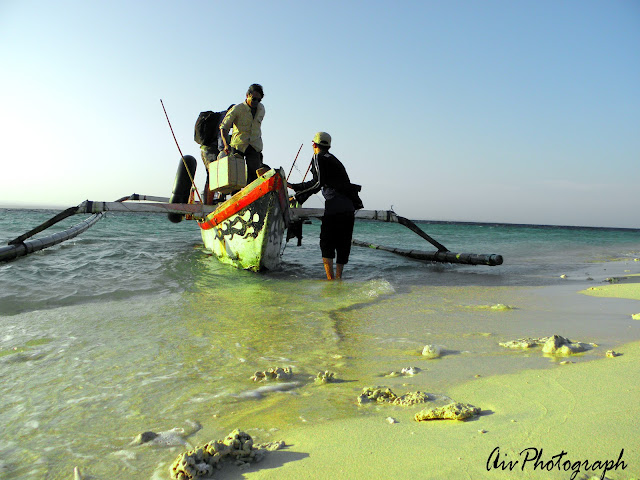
[208,154,247,193]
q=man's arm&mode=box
[288,156,321,205]
[219,107,236,155]
[219,126,230,155]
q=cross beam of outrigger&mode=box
[1,197,503,267]
[290,208,503,267]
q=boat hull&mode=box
[198,168,289,271]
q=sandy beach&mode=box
[240,341,639,480]
[210,264,640,480]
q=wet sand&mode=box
[240,341,639,479]
[233,264,640,480]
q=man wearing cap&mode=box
[288,132,362,280]
[220,83,266,183]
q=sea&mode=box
[1,207,640,479]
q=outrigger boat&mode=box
[1,157,503,268]
[197,166,290,271]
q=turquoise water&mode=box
[2,209,639,315]
[1,208,640,479]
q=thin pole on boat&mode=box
[302,159,313,182]
[286,143,304,182]
[160,99,204,204]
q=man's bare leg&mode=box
[323,257,334,280]
[335,263,344,279]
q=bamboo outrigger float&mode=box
[1,169,503,268]
[351,240,503,266]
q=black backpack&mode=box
[194,111,222,146]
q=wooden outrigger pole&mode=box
[290,208,503,267]
[0,211,104,262]
[0,197,216,263]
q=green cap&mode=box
[313,131,331,147]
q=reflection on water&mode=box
[0,259,399,479]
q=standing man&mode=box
[288,132,362,280]
[220,84,266,183]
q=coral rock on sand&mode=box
[500,335,592,356]
[385,367,421,377]
[314,371,336,384]
[415,402,481,422]
[394,391,431,406]
[251,366,293,382]
[169,429,284,480]
[499,337,550,349]
[490,304,514,310]
[422,345,442,359]
[541,335,590,356]
[357,387,430,406]
[357,387,397,404]
[606,350,621,358]
[257,440,285,451]
[401,366,421,376]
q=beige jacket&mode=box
[220,102,265,153]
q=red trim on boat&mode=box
[198,174,283,231]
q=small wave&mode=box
[235,381,301,400]
[363,279,396,298]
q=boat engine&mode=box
[168,155,197,223]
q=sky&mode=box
[1,0,638,228]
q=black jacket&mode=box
[290,152,362,214]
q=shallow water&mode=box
[1,208,639,478]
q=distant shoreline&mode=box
[1,204,638,232]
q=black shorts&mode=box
[320,212,355,264]
[232,145,263,183]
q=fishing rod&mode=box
[160,99,203,204]
[286,144,303,182]
[302,158,313,182]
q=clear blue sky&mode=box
[1,0,638,227]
